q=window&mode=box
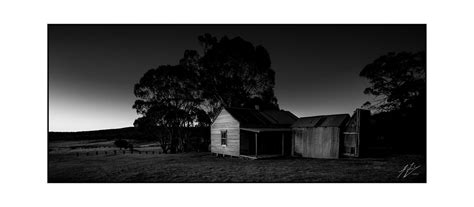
[221,130,227,146]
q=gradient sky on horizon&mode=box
[48,25,426,132]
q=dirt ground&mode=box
[48,151,426,183]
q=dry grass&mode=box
[48,152,425,183]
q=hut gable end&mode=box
[210,109,240,156]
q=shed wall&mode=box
[292,127,340,158]
[342,109,370,157]
[210,109,240,156]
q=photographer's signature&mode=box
[397,162,421,179]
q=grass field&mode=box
[48,151,426,183]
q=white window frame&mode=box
[221,130,227,146]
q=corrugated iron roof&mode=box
[290,116,325,128]
[225,107,298,128]
[260,110,299,125]
[319,114,350,127]
[292,114,350,128]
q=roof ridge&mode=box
[224,107,297,127]
[299,113,350,119]
[225,107,255,110]
[225,107,290,112]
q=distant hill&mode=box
[49,127,149,141]
[49,127,210,141]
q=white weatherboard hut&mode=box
[210,107,298,159]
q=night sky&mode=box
[48,25,426,132]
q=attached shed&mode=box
[341,109,371,157]
[210,107,298,159]
[291,114,350,159]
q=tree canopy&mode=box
[133,65,208,152]
[133,34,279,152]
[360,51,426,153]
[360,51,426,113]
[180,34,279,118]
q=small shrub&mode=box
[114,139,129,149]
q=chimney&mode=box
[254,105,260,111]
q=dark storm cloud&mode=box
[48,25,426,131]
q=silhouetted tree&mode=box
[180,34,279,119]
[133,34,279,153]
[360,51,426,112]
[360,51,426,154]
[114,139,129,149]
[133,65,208,153]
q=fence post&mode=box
[96,151,98,155]
[114,150,117,155]
[76,152,79,156]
